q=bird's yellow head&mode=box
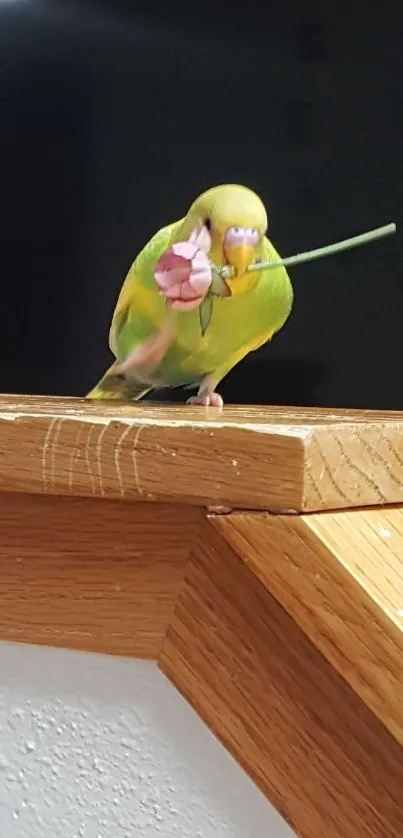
[179,183,268,280]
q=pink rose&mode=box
[153,225,212,311]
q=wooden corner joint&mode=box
[159,508,403,838]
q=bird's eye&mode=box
[228,226,243,238]
[247,228,259,243]
[204,218,212,231]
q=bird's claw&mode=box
[186,392,224,408]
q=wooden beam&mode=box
[160,515,403,838]
[0,491,202,657]
[211,508,403,747]
[0,395,403,511]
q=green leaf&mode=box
[210,268,232,298]
[199,296,214,336]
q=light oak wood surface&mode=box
[1,395,403,836]
[211,508,403,746]
[0,395,402,511]
[160,516,403,838]
[0,492,202,657]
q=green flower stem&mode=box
[218,222,396,278]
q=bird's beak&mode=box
[223,242,256,277]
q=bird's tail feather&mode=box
[86,364,152,402]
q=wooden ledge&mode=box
[2,395,403,835]
[1,395,403,511]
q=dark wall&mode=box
[1,1,402,408]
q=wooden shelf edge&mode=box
[0,394,403,511]
[159,514,403,838]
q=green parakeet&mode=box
[86,183,293,406]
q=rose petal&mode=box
[154,238,212,308]
[154,249,183,272]
[178,281,204,301]
[167,297,204,311]
[154,264,190,290]
[171,241,198,260]
[191,248,211,271]
[189,273,211,296]
[187,253,212,295]
[163,282,186,299]
[189,224,212,254]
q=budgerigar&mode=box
[86,183,293,407]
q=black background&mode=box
[1,1,402,408]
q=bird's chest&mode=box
[171,292,266,371]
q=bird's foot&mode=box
[186,391,224,408]
[113,321,173,375]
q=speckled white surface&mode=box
[0,643,294,838]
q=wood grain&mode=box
[0,492,202,657]
[160,518,403,838]
[212,508,403,746]
[0,394,402,510]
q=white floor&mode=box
[0,642,294,837]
